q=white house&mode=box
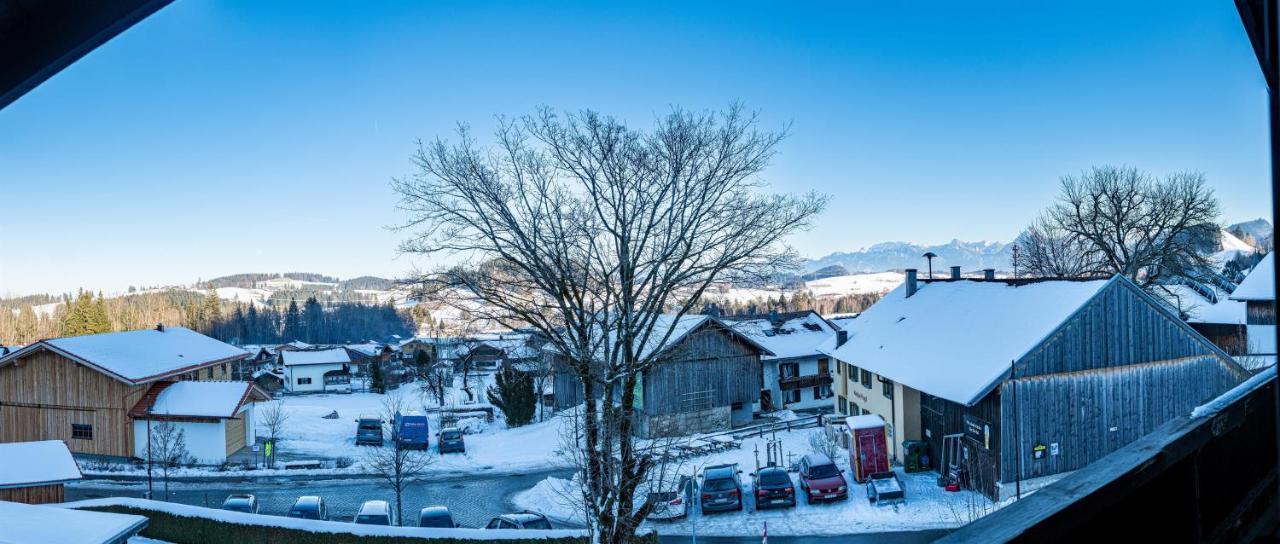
[726,311,837,412]
[130,380,267,464]
[280,348,352,393]
[1231,252,1276,357]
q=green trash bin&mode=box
[903,440,930,472]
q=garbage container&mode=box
[903,440,931,472]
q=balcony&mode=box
[779,372,833,390]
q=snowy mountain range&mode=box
[802,239,1015,275]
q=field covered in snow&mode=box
[513,426,996,536]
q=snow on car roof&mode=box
[2,501,147,544]
[1231,253,1274,301]
[0,440,82,488]
[0,326,248,384]
[823,278,1111,406]
[847,414,886,430]
[281,348,352,366]
[146,381,256,418]
[726,311,835,360]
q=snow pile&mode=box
[17,326,248,383]
[1231,253,1274,301]
[2,500,147,544]
[60,497,585,540]
[148,381,254,418]
[512,477,583,525]
[0,440,82,486]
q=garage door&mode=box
[224,414,246,455]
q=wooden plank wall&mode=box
[0,351,145,457]
[1247,300,1276,325]
[999,354,1244,482]
[642,324,761,417]
[1016,281,1224,378]
[224,413,245,455]
[921,391,1002,498]
[0,484,64,504]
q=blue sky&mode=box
[0,1,1270,296]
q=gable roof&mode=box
[725,311,835,360]
[280,348,351,366]
[1231,252,1274,301]
[821,278,1112,406]
[129,380,268,419]
[1154,284,1246,325]
[0,440,82,488]
[0,327,249,385]
[0,501,148,544]
[548,314,775,362]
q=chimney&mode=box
[836,329,848,347]
[155,323,165,332]
[983,268,995,280]
[905,269,918,298]
[950,266,961,280]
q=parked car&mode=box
[438,427,466,454]
[355,413,384,446]
[418,506,457,528]
[286,496,327,520]
[485,512,553,529]
[645,475,694,521]
[699,463,743,512]
[751,466,796,509]
[354,500,395,525]
[220,494,258,514]
[394,410,430,449]
[866,470,906,506]
[798,454,848,503]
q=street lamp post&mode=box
[145,401,154,499]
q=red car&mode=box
[798,453,848,503]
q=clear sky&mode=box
[0,0,1270,296]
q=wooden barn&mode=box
[825,271,1249,500]
[1230,252,1275,357]
[0,325,253,459]
[552,315,773,437]
[0,440,82,504]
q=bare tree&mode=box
[1019,166,1220,286]
[148,420,189,501]
[393,105,825,543]
[258,401,289,467]
[363,392,432,526]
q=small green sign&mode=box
[1032,443,1047,460]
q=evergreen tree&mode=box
[369,360,386,394]
[283,299,302,340]
[486,366,536,427]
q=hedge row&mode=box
[83,505,593,544]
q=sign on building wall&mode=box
[964,415,992,450]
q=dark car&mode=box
[438,427,466,454]
[485,512,553,529]
[418,506,457,528]
[287,495,327,520]
[354,500,395,525]
[221,494,258,514]
[751,466,796,509]
[355,413,384,446]
[798,453,848,503]
[699,463,743,513]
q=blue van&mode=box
[394,410,430,450]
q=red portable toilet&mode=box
[847,414,890,482]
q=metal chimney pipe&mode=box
[983,268,996,280]
[950,266,961,280]
[905,269,918,297]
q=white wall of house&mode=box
[284,363,345,393]
[132,419,229,464]
[1248,324,1276,354]
[763,356,833,412]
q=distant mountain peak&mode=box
[804,239,1014,274]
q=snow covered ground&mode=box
[513,426,997,536]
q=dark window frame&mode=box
[860,369,872,388]
[71,423,93,440]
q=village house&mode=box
[822,268,1249,500]
[279,348,352,393]
[724,310,837,413]
[552,315,773,437]
[344,341,395,376]
[1230,252,1275,358]
[0,326,256,460]
[1155,284,1248,356]
[128,380,267,463]
[0,440,81,504]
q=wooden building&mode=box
[723,310,837,412]
[1230,252,1276,357]
[552,315,773,437]
[0,326,252,458]
[0,440,82,504]
[824,270,1249,499]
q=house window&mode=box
[297,377,312,385]
[850,402,861,415]
[784,389,802,404]
[813,384,832,400]
[838,396,848,414]
[882,378,894,399]
[71,424,93,440]
[817,358,830,375]
[779,362,800,379]
[860,369,872,388]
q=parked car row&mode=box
[646,453,855,521]
[352,414,466,454]
[221,493,547,529]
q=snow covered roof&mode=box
[344,342,387,357]
[139,381,264,419]
[726,311,836,360]
[1231,253,1274,301]
[1,501,148,544]
[0,440,81,488]
[821,278,1112,406]
[1155,285,1245,325]
[546,314,775,362]
[0,326,249,384]
[847,414,885,430]
[281,348,351,366]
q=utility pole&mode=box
[1012,360,1021,500]
[145,402,154,500]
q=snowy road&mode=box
[67,468,578,529]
